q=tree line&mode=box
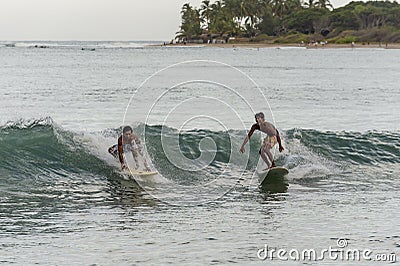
[176,0,400,43]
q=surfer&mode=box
[239,112,284,169]
[108,126,150,171]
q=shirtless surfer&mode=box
[239,112,284,169]
[108,126,150,171]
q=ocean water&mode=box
[0,42,399,265]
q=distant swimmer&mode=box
[108,126,150,171]
[239,112,284,169]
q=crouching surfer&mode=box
[108,126,150,171]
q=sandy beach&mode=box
[157,42,400,49]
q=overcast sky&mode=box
[0,0,363,41]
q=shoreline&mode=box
[154,42,400,49]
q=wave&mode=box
[0,118,118,183]
[285,128,400,165]
[1,118,398,186]
[142,125,260,185]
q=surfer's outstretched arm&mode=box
[117,136,126,169]
[240,123,260,153]
[276,129,284,152]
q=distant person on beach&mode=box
[108,126,150,171]
[239,112,284,169]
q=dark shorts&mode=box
[108,144,119,159]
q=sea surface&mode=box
[0,41,399,265]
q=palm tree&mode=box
[241,0,258,26]
[316,0,333,10]
[209,0,236,35]
[271,0,290,19]
[224,0,242,28]
[176,3,202,40]
[240,0,264,36]
[303,0,316,9]
[304,0,333,10]
[223,0,259,36]
[270,0,301,34]
[200,0,213,30]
